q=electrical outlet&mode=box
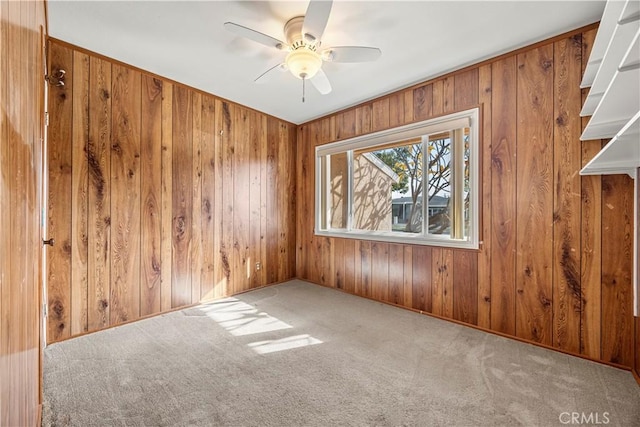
[255,262,262,271]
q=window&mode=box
[315,108,479,249]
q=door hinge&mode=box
[44,112,49,127]
[43,303,47,318]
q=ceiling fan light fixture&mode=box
[285,49,322,79]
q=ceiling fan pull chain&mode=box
[302,73,307,103]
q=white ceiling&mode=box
[48,1,605,125]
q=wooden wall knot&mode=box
[174,216,186,236]
[539,293,552,308]
[151,256,161,274]
[555,114,567,126]
[62,240,72,255]
[51,300,64,318]
[202,199,211,215]
[221,251,231,279]
[491,154,504,173]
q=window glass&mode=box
[315,108,479,249]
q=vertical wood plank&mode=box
[477,63,492,329]
[110,64,141,324]
[320,237,332,286]
[233,107,251,292]
[431,248,443,316]
[412,246,432,312]
[371,242,389,301]
[87,56,111,330]
[333,238,344,289]
[515,45,553,345]
[601,174,634,366]
[71,50,89,335]
[295,125,307,279]
[140,74,162,316]
[191,92,202,302]
[403,246,412,308]
[372,98,390,132]
[442,249,454,318]
[200,96,216,300]
[343,239,355,293]
[306,122,321,284]
[579,28,602,360]
[160,82,173,311]
[360,240,372,297]
[490,56,517,335]
[171,85,192,307]
[552,35,582,353]
[336,109,356,140]
[453,251,478,324]
[287,124,297,280]
[388,244,404,305]
[443,77,454,113]
[274,121,287,282]
[47,42,73,341]
[356,104,372,135]
[260,115,268,286]
[413,84,433,121]
[388,92,404,128]
[0,6,8,411]
[432,80,444,116]
[249,110,262,288]
[216,100,233,297]
[454,68,479,110]
[403,89,414,124]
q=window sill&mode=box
[315,229,479,250]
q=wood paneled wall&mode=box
[297,25,640,370]
[0,1,46,425]
[46,40,297,343]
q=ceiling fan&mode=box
[224,0,382,101]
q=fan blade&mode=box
[302,0,333,43]
[310,68,332,95]
[224,22,286,50]
[255,63,287,84]
[322,46,382,63]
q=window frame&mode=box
[314,107,480,250]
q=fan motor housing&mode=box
[284,16,309,48]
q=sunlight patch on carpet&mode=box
[248,334,323,354]
[199,299,293,337]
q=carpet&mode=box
[42,280,640,426]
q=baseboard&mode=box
[633,369,640,386]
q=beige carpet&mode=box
[43,280,640,426]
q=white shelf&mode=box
[581,26,640,140]
[581,0,626,89]
[581,0,640,116]
[581,110,640,176]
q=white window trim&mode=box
[315,108,480,250]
